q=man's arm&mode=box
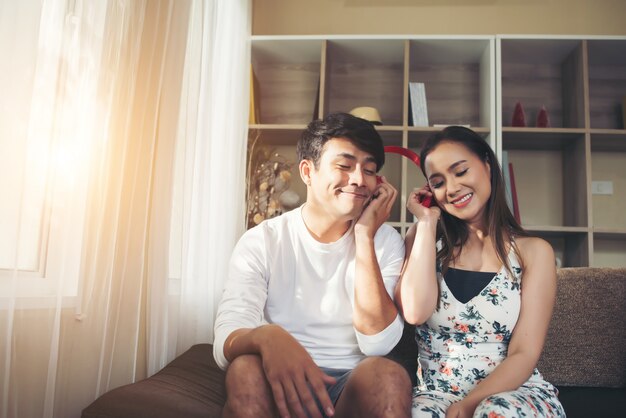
[213,225,336,418]
[213,228,268,369]
[352,178,404,354]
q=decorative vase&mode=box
[511,102,526,127]
[536,105,551,128]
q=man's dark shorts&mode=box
[312,367,351,418]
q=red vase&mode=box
[536,105,550,128]
[511,102,526,127]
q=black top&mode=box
[444,267,497,303]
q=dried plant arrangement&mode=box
[246,132,301,229]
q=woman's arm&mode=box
[446,237,557,418]
[394,189,440,325]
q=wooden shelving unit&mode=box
[249,35,626,268]
[497,36,626,267]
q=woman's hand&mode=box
[406,186,440,222]
[445,399,475,418]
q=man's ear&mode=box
[299,159,313,186]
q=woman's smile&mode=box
[451,192,473,208]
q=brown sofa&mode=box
[82,267,626,418]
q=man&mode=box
[214,113,412,418]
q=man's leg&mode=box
[222,354,277,418]
[333,357,412,418]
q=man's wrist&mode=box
[354,224,376,241]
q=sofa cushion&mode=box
[537,267,626,388]
[82,344,225,418]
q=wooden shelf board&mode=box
[524,226,589,235]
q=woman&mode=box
[395,126,565,418]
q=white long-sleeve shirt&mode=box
[213,205,405,370]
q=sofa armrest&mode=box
[82,344,226,418]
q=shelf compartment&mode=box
[500,39,585,129]
[325,39,406,126]
[408,39,493,129]
[592,234,626,268]
[502,129,588,228]
[249,126,306,146]
[525,229,590,267]
[251,39,324,124]
[587,39,626,130]
[590,149,626,230]
[407,127,491,150]
[379,149,404,223]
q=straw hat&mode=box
[349,106,383,125]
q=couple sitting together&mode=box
[214,113,566,418]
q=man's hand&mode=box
[355,176,397,239]
[258,325,337,418]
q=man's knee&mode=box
[337,357,412,417]
[354,356,412,392]
[223,355,276,418]
[226,354,266,387]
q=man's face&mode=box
[303,137,378,221]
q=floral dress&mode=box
[411,248,566,418]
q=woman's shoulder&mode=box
[513,235,555,267]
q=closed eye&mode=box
[430,180,444,189]
[456,168,469,177]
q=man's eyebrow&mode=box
[334,152,377,164]
[427,160,467,181]
[335,152,356,161]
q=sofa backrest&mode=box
[537,267,626,388]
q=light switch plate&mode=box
[592,180,613,195]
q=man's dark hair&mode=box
[297,112,385,171]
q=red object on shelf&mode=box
[536,105,551,128]
[509,162,521,224]
[383,146,432,207]
[511,102,527,127]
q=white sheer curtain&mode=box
[149,0,251,373]
[0,0,250,417]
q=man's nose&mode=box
[349,168,365,186]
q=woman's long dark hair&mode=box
[420,126,530,276]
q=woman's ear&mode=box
[299,159,313,186]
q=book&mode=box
[501,151,514,213]
[249,66,260,124]
[408,82,429,127]
[312,77,320,121]
[508,162,521,224]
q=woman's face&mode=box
[424,140,492,226]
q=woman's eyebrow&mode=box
[427,160,467,181]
